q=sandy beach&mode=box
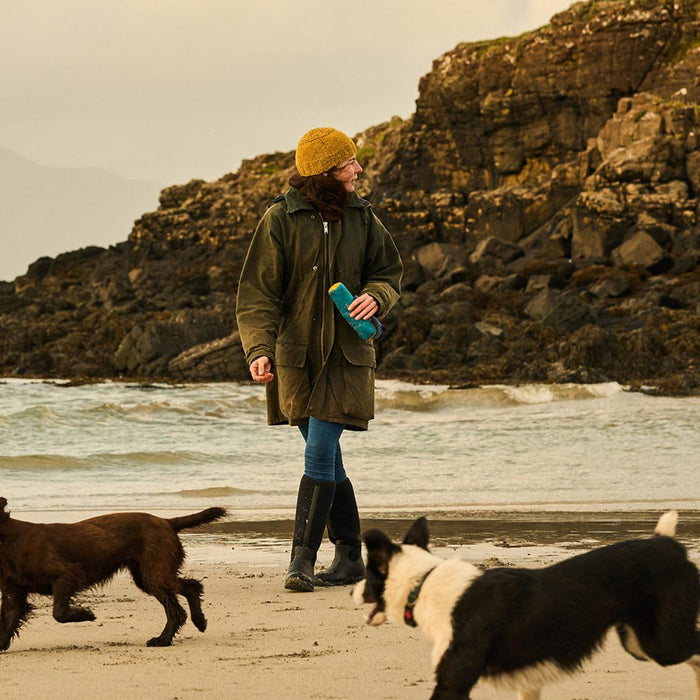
[2,517,699,700]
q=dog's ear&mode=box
[403,516,429,550]
[363,528,397,575]
[363,528,393,552]
[0,497,7,512]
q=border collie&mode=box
[353,513,700,699]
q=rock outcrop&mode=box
[1,0,698,394]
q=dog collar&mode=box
[404,566,436,627]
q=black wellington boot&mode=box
[284,475,336,592]
[315,478,365,586]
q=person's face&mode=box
[331,156,363,192]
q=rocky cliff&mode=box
[1,0,699,394]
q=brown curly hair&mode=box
[289,170,348,222]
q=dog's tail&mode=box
[653,510,678,538]
[168,507,227,532]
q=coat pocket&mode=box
[275,343,309,419]
[275,343,307,368]
[340,343,376,421]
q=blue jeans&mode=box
[298,417,346,483]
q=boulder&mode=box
[589,274,631,299]
[168,333,250,381]
[114,311,230,373]
[611,232,666,269]
[686,151,700,197]
[474,274,524,294]
[572,192,629,258]
[525,289,592,332]
[470,237,524,265]
[414,242,462,279]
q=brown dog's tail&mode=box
[168,507,227,532]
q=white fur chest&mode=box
[384,548,482,668]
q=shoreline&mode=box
[11,507,700,574]
[3,375,700,403]
[11,508,700,571]
[185,508,700,567]
[14,507,700,553]
[2,374,700,399]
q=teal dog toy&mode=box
[328,283,384,340]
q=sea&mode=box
[1,378,699,564]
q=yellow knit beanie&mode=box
[295,127,356,177]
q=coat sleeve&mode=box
[360,211,403,317]
[235,207,286,366]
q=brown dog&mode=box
[0,497,226,649]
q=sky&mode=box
[2,0,575,186]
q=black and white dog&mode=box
[353,513,700,699]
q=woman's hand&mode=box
[250,356,274,384]
[348,293,378,320]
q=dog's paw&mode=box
[72,609,95,623]
[367,609,387,626]
[146,636,173,647]
[351,580,364,604]
[53,607,96,623]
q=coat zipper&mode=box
[320,217,330,362]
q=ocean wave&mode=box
[0,450,220,471]
[1,380,267,430]
[0,454,91,470]
[78,395,266,422]
[493,382,624,404]
[97,450,220,466]
[178,486,257,498]
[375,380,625,411]
[375,381,449,412]
[0,404,66,424]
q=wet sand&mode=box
[204,508,700,554]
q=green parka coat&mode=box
[236,187,402,430]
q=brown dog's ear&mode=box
[403,516,429,550]
[0,497,7,512]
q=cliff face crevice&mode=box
[1,0,699,394]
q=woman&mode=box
[236,127,402,592]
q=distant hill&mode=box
[0,147,162,281]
